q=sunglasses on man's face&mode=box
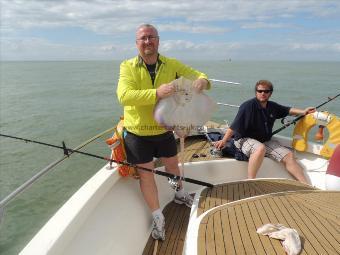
[256,89,272,94]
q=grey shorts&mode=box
[234,138,290,162]
[124,131,177,164]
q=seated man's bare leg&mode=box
[248,144,266,179]
[281,152,308,183]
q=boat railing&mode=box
[0,126,116,224]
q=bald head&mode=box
[136,24,158,37]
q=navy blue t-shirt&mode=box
[231,98,290,142]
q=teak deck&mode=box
[155,135,228,169]
[143,201,191,255]
[143,178,326,255]
[197,179,317,216]
[143,135,339,255]
[198,190,340,255]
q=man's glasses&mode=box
[256,89,272,94]
[136,36,159,42]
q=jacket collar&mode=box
[136,54,164,67]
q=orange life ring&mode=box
[292,111,340,158]
[106,118,136,177]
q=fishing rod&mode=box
[209,79,241,85]
[272,93,340,135]
[0,126,118,224]
[0,134,213,188]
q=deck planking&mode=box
[197,179,317,216]
[145,134,224,254]
[142,201,191,255]
[143,133,334,254]
[198,191,340,255]
[143,179,318,255]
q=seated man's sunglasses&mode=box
[256,89,272,94]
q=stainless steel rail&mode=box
[0,126,115,223]
[209,79,241,85]
[217,102,240,108]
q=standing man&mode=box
[117,24,210,240]
[214,80,314,183]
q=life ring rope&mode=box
[292,111,340,158]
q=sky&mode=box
[1,0,340,61]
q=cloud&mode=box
[158,23,231,34]
[332,43,340,52]
[2,0,340,34]
[0,36,136,60]
[241,22,291,29]
[1,0,340,60]
[290,42,340,52]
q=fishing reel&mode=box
[168,177,181,191]
[281,116,294,126]
[210,148,223,158]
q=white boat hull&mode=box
[20,136,332,255]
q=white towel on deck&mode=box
[257,223,301,255]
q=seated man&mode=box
[214,80,315,183]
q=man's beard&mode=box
[144,48,155,55]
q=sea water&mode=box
[0,60,339,254]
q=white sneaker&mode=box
[174,192,193,207]
[151,215,165,241]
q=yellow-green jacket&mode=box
[117,55,210,136]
